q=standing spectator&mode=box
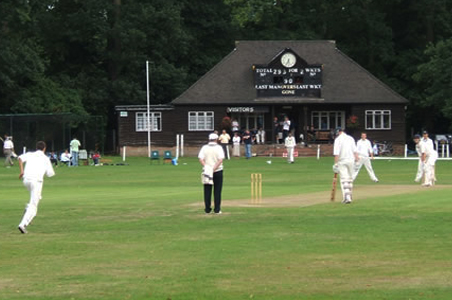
[218,129,231,160]
[232,132,241,158]
[69,136,81,167]
[256,128,266,144]
[243,130,253,159]
[60,150,71,165]
[17,141,55,234]
[282,116,291,140]
[198,133,224,214]
[3,134,15,168]
[285,132,296,163]
[333,128,359,204]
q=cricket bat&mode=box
[330,173,338,201]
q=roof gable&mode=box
[172,40,407,105]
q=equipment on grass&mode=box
[251,173,262,204]
[330,173,338,201]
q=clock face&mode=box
[281,53,296,68]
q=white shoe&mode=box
[373,179,379,183]
[214,211,222,214]
[18,225,27,234]
[422,183,432,187]
[343,195,352,204]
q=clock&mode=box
[281,52,296,68]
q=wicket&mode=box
[251,173,263,204]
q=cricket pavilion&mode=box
[115,40,408,156]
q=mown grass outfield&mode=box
[1,156,452,300]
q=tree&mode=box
[413,39,452,131]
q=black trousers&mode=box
[204,170,223,213]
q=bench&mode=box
[316,131,331,141]
[100,158,113,164]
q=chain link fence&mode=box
[0,113,111,155]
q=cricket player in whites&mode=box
[285,132,296,163]
[420,131,438,187]
[422,131,437,183]
[413,135,424,183]
[333,128,359,204]
[17,141,55,233]
[353,132,379,182]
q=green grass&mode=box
[1,156,452,299]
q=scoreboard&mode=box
[253,49,323,98]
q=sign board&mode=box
[227,106,269,114]
[120,111,128,117]
[253,49,323,98]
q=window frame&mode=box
[188,111,214,131]
[311,111,345,130]
[365,110,391,130]
[135,112,162,132]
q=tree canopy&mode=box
[1,0,452,132]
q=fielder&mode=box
[353,133,378,182]
[420,131,438,187]
[422,131,437,183]
[333,128,358,204]
[17,141,55,234]
[285,132,296,163]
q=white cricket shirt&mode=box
[285,136,296,148]
[19,150,55,182]
[356,139,373,157]
[198,142,225,172]
[334,133,356,161]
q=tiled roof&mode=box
[172,40,407,105]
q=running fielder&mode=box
[353,133,379,182]
[333,128,359,204]
[17,141,55,233]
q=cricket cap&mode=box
[413,134,421,139]
[422,130,428,135]
[208,133,218,140]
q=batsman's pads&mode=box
[332,164,339,174]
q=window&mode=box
[136,112,162,132]
[233,113,265,131]
[311,111,345,130]
[188,111,214,131]
[365,110,391,130]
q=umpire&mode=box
[198,133,225,214]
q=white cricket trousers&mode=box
[19,179,43,227]
[353,156,378,181]
[287,147,294,162]
[415,159,424,182]
[423,153,438,185]
[338,159,354,201]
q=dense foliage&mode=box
[1,0,452,132]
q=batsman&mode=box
[333,127,359,204]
